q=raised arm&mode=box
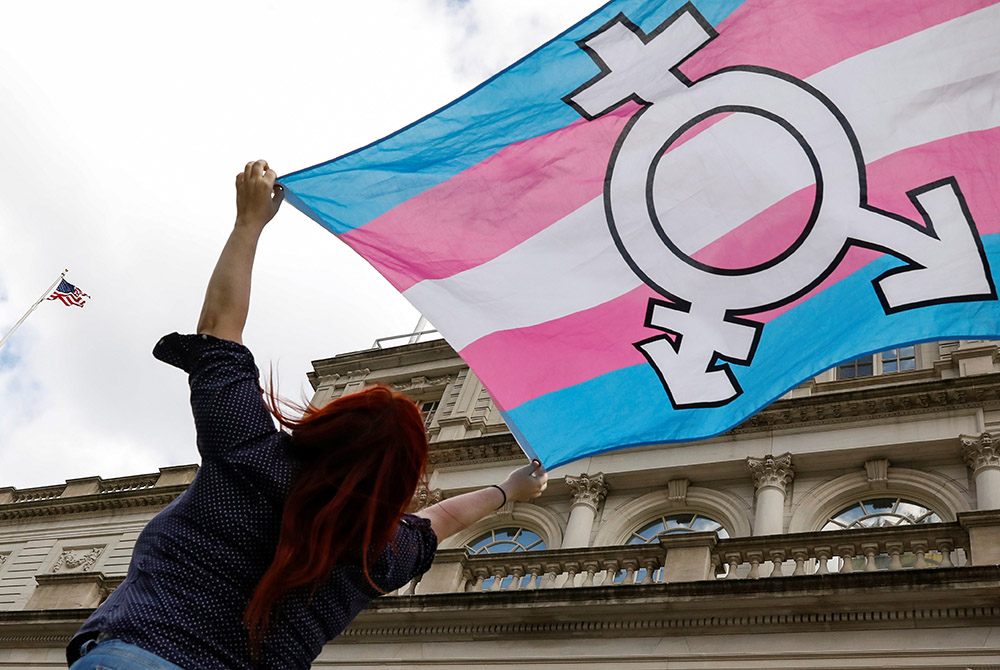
[415,461,548,540]
[196,160,284,344]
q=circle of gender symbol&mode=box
[564,5,993,408]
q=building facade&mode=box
[2,338,999,668]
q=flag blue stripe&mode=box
[280,0,748,235]
[508,233,1000,469]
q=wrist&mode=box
[234,215,269,232]
[489,484,507,510]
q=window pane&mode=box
[867,498,896,513]
[664,514,694,530]
[901,358,916,371]
[825,498,939,531]
[831,502,867,526]
[627,513,729,543]
[465,527,546,554]
[900,346,915,357]
[691,516,720,531]
[858,360,873,376]
[883,360,897,373]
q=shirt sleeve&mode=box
[374,514,439,593]
[153,332,279,461]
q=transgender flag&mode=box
[282,0,1000,468]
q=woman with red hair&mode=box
[67,160,548,669]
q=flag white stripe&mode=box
[404,5,1000,351]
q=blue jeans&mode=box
[70,639,185,670]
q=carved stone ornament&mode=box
[427,440,523,467]
[409,484,444,512]
[667,478,690,503]
[747,453,795,493]
[566,473,608,511]
[51,546,103,574]
[392,375,454,393]
[961,432,1000,474]
[0,552,8,569]
[864,459,891,490]
[733,377,1000,434]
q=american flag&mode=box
[47,279,89,308]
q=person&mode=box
[67,160,548,670]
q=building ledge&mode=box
[732,372,1000,434]
[343,565,1000,641]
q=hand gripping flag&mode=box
[282,0,1000,468]
[47,279,89,308]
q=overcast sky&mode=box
[0,0,606,489]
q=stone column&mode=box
[562,473,608,548]
[747,453,794,536]
[962,432,1000,510]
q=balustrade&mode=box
[100,475,159,494]
[393,514,994,596]
[10,485,66,503]
[712,523,969,580]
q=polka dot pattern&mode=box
[68,333,438,670]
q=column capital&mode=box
[961,432,1000,474]
[565,472,608,511]
[747,453,795,494]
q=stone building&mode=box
[2,337,999,668]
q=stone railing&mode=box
[9,485,67,504]
[399,510,1000,596]
[0,466,200,507]
[467,543,665,591]
[712,523,969,579]
[100,474,160,494]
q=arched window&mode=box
[822,497,944,570]
[620,513,729,583]
[822,497,941,531]
[465,527,546,589]
[464,527,546,555]
[627,513,730,544]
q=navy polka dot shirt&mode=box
[68,333,437,669]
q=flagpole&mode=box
[0,269,68,352]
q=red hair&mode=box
[244,385,429,653]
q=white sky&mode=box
[0,0,606,489]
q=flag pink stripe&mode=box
[463,127,1000,410]
[681,0,995,82]
[341,0,989,293]
[338,105,636,292]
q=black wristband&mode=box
[490,484,507,510]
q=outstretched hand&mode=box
[236,160,284,229]
[501,460,548,503]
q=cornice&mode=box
[309,340,462,388]
[730,374,1000,434]
[424,376,1000,467]
[342,605,1000,640]
[0,486,186,521]
[2,568,997,645]
[428,434,526,468]
[342,566,1000,640]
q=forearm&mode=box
[415,486,505,541]
[416,462,548,541]
[196,222,265,344]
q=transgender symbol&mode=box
[564,3,995,409]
